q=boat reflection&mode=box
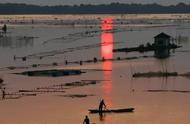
[101,18,113,120]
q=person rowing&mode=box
[99,99,107,112]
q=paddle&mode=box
[104,106,110,112]
[105,105,109,110]
[105,108,109,111]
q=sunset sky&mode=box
[0,0,189,6]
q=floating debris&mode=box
[36,87,68,90]
[133,71,178,78]
[19,89,65,93]
[49,80,103,89]
[145,90,190,93]
[64,80,99,87]
[61,94,95,98]
[7,66,16,70]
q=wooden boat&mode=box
[89,108,134,113]
[15,69,84,77]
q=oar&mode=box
[105,107,110,112]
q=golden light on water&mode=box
[101,18,113,108]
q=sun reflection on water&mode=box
[101,18,113,109]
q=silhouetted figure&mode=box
[13,55,16,61]
[93,57,97,63]
[0,78,3,90]
[83,115,90,124]
[80,61,83,65]
[117,57,121,60]
[65,60,68,65]
[2,88,5,100]
[99,99,106,112]
[0,78,3,84]
[2,24,7,34]
[31,19,34,24]
[102,57,105,62]
[22,57,26,61]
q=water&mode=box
[0,14,190,124]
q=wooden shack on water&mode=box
[113,32,180,59]
[154,32,171,58]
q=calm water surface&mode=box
[0,14,190,124]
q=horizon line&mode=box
[0,2,189,7]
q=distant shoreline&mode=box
[0,13,190,15]
[0,14,190,26]
[1,3,190,14]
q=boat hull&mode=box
[89,108,134,113]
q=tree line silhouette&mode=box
[0,2,190,14]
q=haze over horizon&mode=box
[0,0,189,6]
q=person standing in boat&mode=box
[83,115,90,124]
[99,99,107,112]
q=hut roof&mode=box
[154,32,171,39]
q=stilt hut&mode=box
[154,32,171,58]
